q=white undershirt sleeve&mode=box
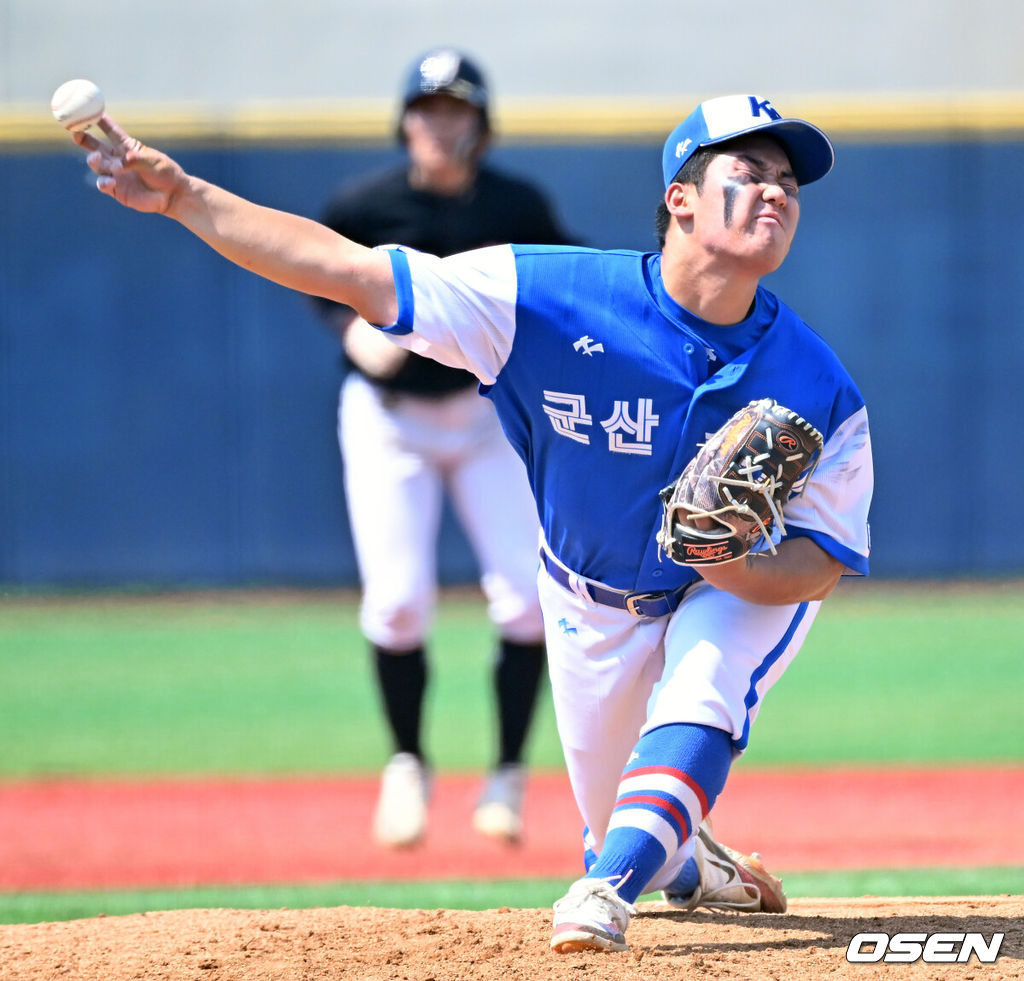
[379,244,519,385]
[785,405,873,569]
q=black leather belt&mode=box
[540,548,690,619]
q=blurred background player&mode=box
[314,49,574,847]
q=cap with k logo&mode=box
[661,94,835,188]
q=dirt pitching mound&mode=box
[2,897,1021,980]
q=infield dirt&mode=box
[3,897,1023,980]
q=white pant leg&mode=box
[538,569,670,856]
[339,374,444,650]
[641,582,820,893]
[645,581,821,746]
[445,396,544,643]
[540,569,820,893]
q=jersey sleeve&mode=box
[783,404,873,575]
[376,244,519,385]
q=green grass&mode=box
[2,581,1022,926]
[3,868,1021,926]
[741,579,1024,765]
[0,879,564,926]
[0,590,564,775]
[2,580,1022,776]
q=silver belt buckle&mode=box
[624,591,664,617]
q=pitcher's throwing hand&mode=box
[76,117,185,214]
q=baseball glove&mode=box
[656,398,824,566]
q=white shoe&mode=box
[372,752,431,847]
[472,764,525,841]
[663,819,787,913]
[551,875,637,953]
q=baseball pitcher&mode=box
[69,91,872,955]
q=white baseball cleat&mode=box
[663,819,787,913]
[551,874,637,953]
[372,752,431,847]
[472,763,526,842]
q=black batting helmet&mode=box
[399,48,491,133]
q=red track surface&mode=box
[2,766,1022,891]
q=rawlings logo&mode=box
[684,542,732,561]
[777,431,799,452]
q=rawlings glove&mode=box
[657,398,824,566]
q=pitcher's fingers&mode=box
[72,128,105,153]
[106,121,147,169]
[97,114,131,145]
[95,174,119,197]
[81,142,123,176]
[72,115,123,153]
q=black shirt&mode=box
[320,163,573,396]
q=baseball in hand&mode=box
[51,79,105,132]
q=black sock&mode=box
[494,639,546,766]
[373,644,427,760]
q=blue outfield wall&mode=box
[1,135,1022,587]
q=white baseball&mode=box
[51,79,105,132]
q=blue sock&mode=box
[585,723,732,903]
[582,826,598,873]
[666,856,699,898]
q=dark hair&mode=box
[653,147,715,249]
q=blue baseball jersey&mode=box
[380,243,872,592]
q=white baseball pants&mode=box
[339,372,544,650]
[538,567,821,890]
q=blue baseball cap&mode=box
[662,94,834,188]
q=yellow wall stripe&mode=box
[6,93,1024,148]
